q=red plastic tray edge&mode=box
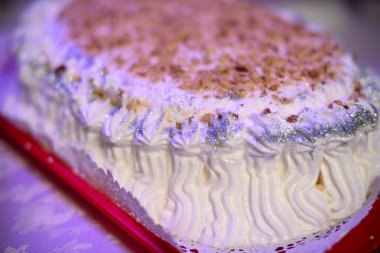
[0,116,181,253]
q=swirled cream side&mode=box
[3,0,380,249]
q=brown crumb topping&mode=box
[200,113,216,126]
[54,65,67,76]
[261,108,272,115]
[91,87,107,100]
[89,87,124,108]
[110,94,122,107]
[229,112,239,119]
[60,0,345,96]
[188,116,194,125]
[280,97,294,105]
[175,122,182,130]
[354,81,362,94]
[328,100,344,109]
[126,99,150,112]
[286,115,298,123]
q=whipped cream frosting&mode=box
[3,0,380,249]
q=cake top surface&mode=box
[16,0,362,124]
[59,0,344,96]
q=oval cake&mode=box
[3,0,380,249]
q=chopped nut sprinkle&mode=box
[126,99,150,112]
[60,0,346,96]
[280,97,294,105]
[175,122,182,130]
[354,82,362,93]
[200,113,216,126]
[333,100,344,106]
[286,115,298,123]
[92,87,107,100]
[261,108,272,115]
[268,84,279,91]
[54,65,66,76]
[234,64,249,72]
[229,112,239,119]
[328,100,344,109]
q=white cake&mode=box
[3,0,380,249]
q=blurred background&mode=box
[263,0,380,72]
[1,0,380,71]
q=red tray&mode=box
[0,115,379,253]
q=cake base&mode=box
[1,115,379,253]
